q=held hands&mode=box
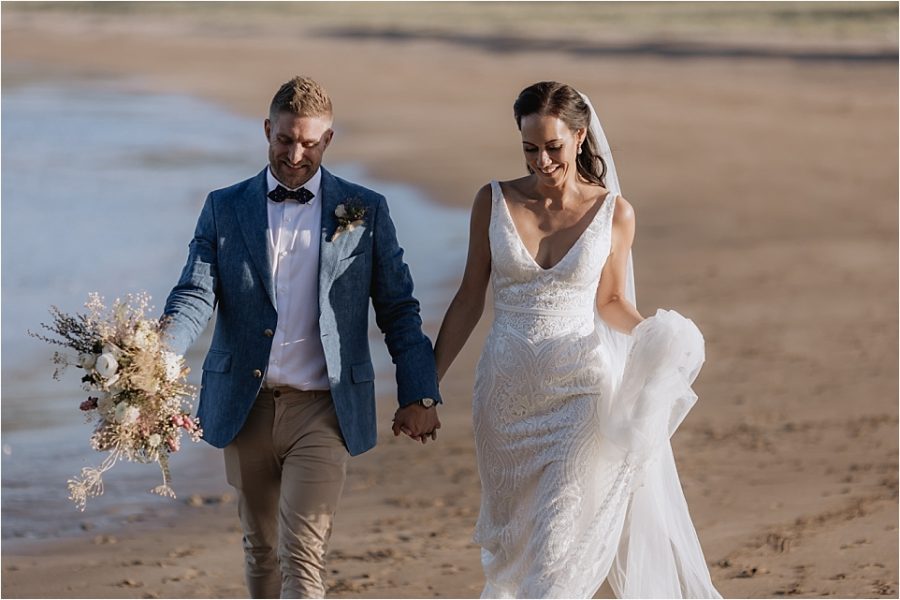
[392,403,441,444]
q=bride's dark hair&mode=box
[513,81,607,187]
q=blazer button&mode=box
[252,369,262,378]
[263,328,274,337]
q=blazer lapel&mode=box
[318,167,342,298]
[236,168,277,309]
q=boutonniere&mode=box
[332,201,366,241]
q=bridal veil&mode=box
[582,92,721,599]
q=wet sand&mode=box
[2,5,897,598]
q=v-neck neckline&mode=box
[496,182,613,273]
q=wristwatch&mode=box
[417,397,436,409]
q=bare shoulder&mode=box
[498,175,532,187]
[470,183,494,225]
[473,183,493,211]
[612,195,635,226]
[497,175,533,203]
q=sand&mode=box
[2,4,897,598]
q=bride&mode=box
[433,81,721,598]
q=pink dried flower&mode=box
[80,397,99,411]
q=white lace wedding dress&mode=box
[472,180,721,599]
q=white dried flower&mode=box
[335,204,347,219]
[162,351,182,382]
[102,343,122,359]
[95,353,119,379]
[108,375,125,396]
[114,403,140,425]
[133,324,155,350]
[78,353,97,370]
[148,434,162,448]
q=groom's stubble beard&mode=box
[268,144,316,189]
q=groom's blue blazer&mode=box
[162,167,440,455]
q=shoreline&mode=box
[3,6,897,599]
[3,7,896,210]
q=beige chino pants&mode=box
[224,388,349,599]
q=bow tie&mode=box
[268,185,314,204]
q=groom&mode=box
[162,76,442,598]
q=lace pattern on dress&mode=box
[473,180,622,598]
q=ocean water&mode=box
[1,76,467,539]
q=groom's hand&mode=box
[392,404,441,444]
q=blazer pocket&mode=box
[203,349,232,373]
[351,362,375,383]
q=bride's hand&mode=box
[392,403,441,444]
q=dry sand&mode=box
[2,4,897,598]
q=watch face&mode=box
[420,397,435,408]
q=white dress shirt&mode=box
[264,167,329,390]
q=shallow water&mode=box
[1,75,466,539]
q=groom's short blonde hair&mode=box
[269,76,333,120]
